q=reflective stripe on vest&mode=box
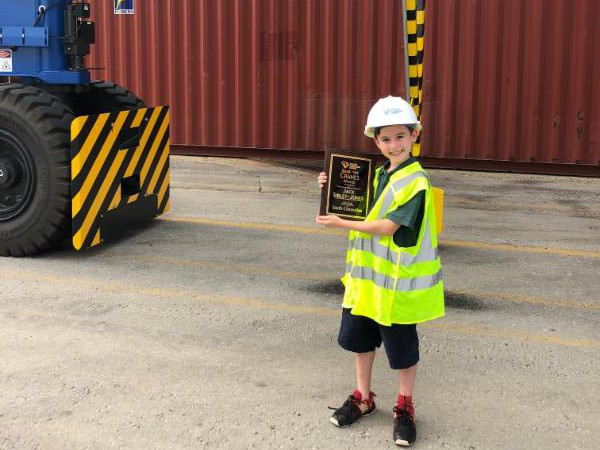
[345,263,443,292]
[376,171,429,220]
[347,218,439,266]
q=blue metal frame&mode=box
[0,0,90,84]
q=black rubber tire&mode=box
[0,84,74,256]
[70,80,145,116]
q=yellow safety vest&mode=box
[341,161,445,325]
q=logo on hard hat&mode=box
[384,108,403,115]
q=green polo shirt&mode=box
[370,157,425,248]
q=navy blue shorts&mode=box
[337,308,419,369]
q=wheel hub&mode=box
[0,158,16,188]
[0,130,35,221]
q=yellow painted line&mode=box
[440,239,600,259]
[2,267,339,317]
[102,253,337,282]
[161,216,600,259]
[422,322,600,350]
[2,267,599,350]
[448,289,600,311]
[162,216,346,236]
[99,253,600,311]
[448,195,591,216]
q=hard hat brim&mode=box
[364,122,422,138]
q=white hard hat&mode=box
[363,95,421,138]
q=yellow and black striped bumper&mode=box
[70,106,170,251]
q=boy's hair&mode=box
[374,124,416,138]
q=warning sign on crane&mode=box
[0,49,12,72]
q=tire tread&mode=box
[0,83,74,256]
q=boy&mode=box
[316,96,444,446]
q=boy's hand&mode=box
[317,172,328,189]
[316,214,344,228]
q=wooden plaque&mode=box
[320,149,377,220]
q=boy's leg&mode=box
[356,350,376,399]
[396,363,417,431]
[397,363,417,397]
[380,325,419,446]
[330,309,381,427]
[394,366,417,446]
[338,309,383,395]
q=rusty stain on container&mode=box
[88,0,600,173]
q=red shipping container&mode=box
[89,0,600,175]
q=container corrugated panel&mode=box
[89,0,406,154]
[89,0,600,168]
[423,0,600,166]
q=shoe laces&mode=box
[328,392,370,423]
[328,395,359,417]
[393,404,415,426]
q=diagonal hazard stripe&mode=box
[146,136,170,194]
[73,148,129,249]
[157,177,170,213]
[140,109,170,186]
[70,106,170,251]
[71,114,117,190]
[71,114,111,180]
[131,107,168,179]
[106,107,162,210]
[131,108,146,128]
[71,115,89,142]
[74,111,138,212]
[79,142,142,250]
[72,111,130,219]
[74,110,139,223]
[124,107,162,177]
[156,153,170,209]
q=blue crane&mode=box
[0,1,170,256]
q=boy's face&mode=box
[374,124,418,167]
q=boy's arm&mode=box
[315,170,400,236]
[315,215,400,236]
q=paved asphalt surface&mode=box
[1,155,599,449]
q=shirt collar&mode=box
[381,156,418,176]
